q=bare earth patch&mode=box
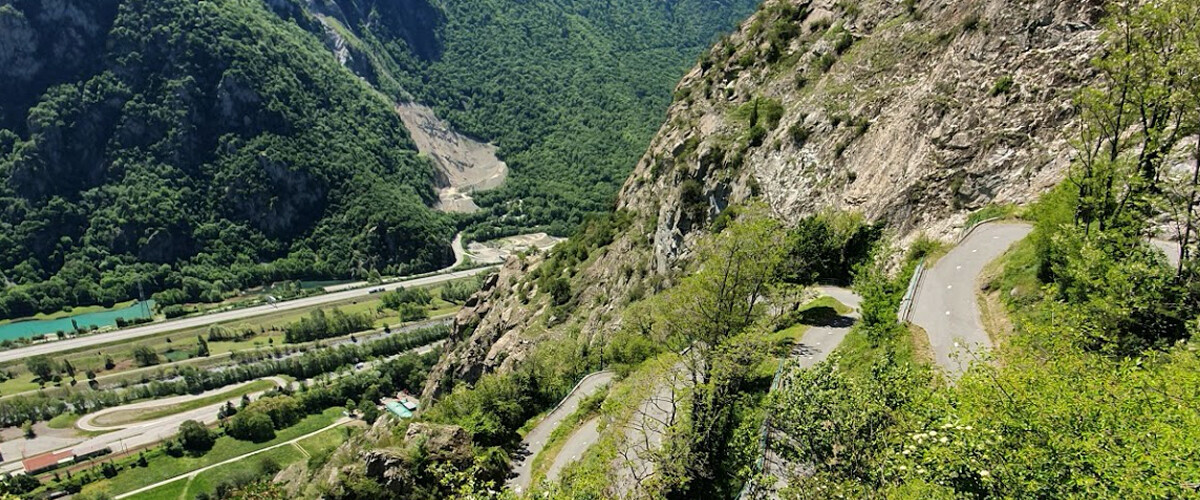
[906,322,937,366]
[466,233,565,264]
[394,102,507,213]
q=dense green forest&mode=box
[0,0,755,319]
[0,0,455,319]
[342,0,759,240]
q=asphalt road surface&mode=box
[0,266,492,364]
[757,287,861,496]
[507,370,614,493]
[793,287,862,369]
[910,222,1032,377]
[1152,238,1182,269]
[545,417,600,483]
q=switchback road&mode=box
[910,222,1032,377]
[507,370,614,493]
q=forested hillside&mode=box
[0,0,756,319]
[0,0,453,318]
[339,0,760,239]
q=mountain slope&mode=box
[0,0,451,319]
[323,0,762,239]
[0,0,757,320]
[426,0,1106,393]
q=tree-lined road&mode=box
[0,266,493,364]
[753,287,861,497]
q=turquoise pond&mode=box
[0,300,156,341]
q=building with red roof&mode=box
[21,450,74,474]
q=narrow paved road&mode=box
[114,418,351,499]
[507,370,614,494]
[910,222,1032,377]
[792,286,862,369]
[0,266,492,364]
[754,287,861,497]
[913,223,1182,378]
[76,377,289,432]
[545,417,600,483]
[613,362,689,498]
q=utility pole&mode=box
[138,281,149,319]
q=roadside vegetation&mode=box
[0,324,447,427]
[0,279,470,397]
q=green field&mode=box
[125,421,353,500]
[83,407,345,498]
[0,375,41,396]
[183,445,305,498]
[91,379,279,427]
[47,411,82,429]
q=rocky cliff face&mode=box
[425,0,1106,391]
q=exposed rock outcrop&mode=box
[425,0,1106,394]
[421,256,545,400]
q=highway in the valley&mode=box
[0,266,492,364]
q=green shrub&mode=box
[989,75,1015,96]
